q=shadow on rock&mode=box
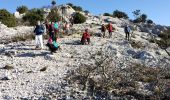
[62,40,81,45]
[17,52,50,57]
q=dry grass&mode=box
[65,49,170,99]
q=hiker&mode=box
[46,37,60,54]
[48,22,56,41]
[81,29,90,45]
[54,21,59,38]
[64,22,70,35]
[34,21,45,49]
[101,24,107,38]
[107,23,113,38]
[124,25,131,41]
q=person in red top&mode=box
[107,23,113,38]
[81,29,90,45]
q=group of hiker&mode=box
[101,23,116,38]
[34,20,71,53]
[101,22,131,40]
[34,20,131,54]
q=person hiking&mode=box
[54,21,59,38]
[124,25,131,41]
[46,37,60,54]
[81,29,90,45]
[101,24,106,38]
[34,21,45,49]
[107,23,113,38]
[48,22,56,42]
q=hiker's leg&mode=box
[125,33,127,40]
[48,44,53,53]
[109,31,112,38]
[35,35,39,48]
[127,33,129,41]
[87,38,90,44]
[39,35,43,49]
[103,32,105,38]
[81,39,85,45]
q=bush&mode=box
[23,8,44,26]
[47,7,61,22]
[140,14,147,23]
[66,3,83,11]
[73,12,86,24]
[132,10,141,19]
[133,14,147,23]
[103,13,111,16]
[113,10,129,19]
[72,6,83,11]
[84,10,89,14]
[132,10,148,23]
[67,3,73,7]
[133,18,141,23]
[147,19,153,24]
[0,9,17,27]
[63,48,170,99]
[16,5,28,14]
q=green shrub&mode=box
[72,6,83,11]
[132,10,148,23]
[84,10,89,14]
[23,8,44,26]
[0,9,17,27]
[113,10,129,19]
[103,13,111,16]
[47,7,61,22]
[132,10,141,19]
[147,19,153,24]
[133,18,141,23]
[67,3,73,7]
[140,14,147,23]
[67,3,83,11]
[73,12,86,24]
[16,5,28,14]
[133,14,147,23]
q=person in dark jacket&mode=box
[124,25,131,41]
[34,21,45,49]
[81,29,90,45]
[101,24,106,38]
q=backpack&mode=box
[54,23,59,29]
[124,26,130,33]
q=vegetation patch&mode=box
[0,9,17,27]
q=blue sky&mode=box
[0,0,169,26]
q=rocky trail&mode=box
[0,29,169,99]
